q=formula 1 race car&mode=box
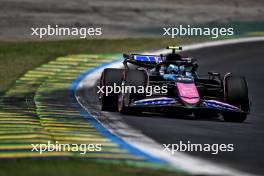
[99,46,250,122]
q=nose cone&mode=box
[176,82,200,104]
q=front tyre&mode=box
[100,68,123,112]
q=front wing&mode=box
[130,97,246,114]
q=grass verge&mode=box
[0,37,207,176]
[0,37,205,92]
[0,159,186,176]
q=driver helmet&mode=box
[167,64,179,74]
[179,65,185,72]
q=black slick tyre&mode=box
[223,76,249,122]
[100,68,123,111]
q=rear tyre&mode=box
[118,70,148,114]
[223,76,249,122]
[100,68,123,111]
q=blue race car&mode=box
[99,46,250,122]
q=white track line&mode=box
[76,37,264,176]
[151,36,264,55]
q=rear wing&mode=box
[123,53,164,68]
[132,54,163,63]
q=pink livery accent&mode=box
[176,82,200,104]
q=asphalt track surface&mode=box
[84,41,264,175]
